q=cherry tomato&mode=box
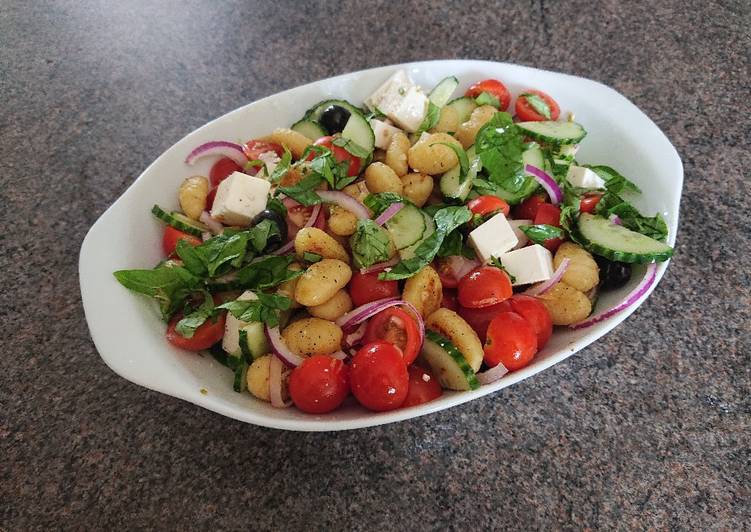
[484,311,538,371]
[579,193,603,214]
[285,202,327,241]
[513,194,547,220]
[514,90,561,122]
[209,157,242,188]
[402,365,443,408]
[533,203,563,252]
[507,295,553,349]
[162,226,201,257]
[457,266,513,309]
[457,301,511,344]
[435,257,461,289]
[350,341,408,411]
[467,195,510,217]
[441,290,458,312]
[206,187,217,211]
[166,312,226,351]
[465,79,511,111]
[363,307,421,365]
[349,271,399,307]
[244,139,284,159]
[308,136,361,177]
[288,355,350,414]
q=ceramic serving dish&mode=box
[80,60,682,431]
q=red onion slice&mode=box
[525,164,562,205]
[359,256,400,275]
[343,322,367,349]
[272,240,295,256]
[570,263,658,329]
[525,258,570,296]
[609,214,622,226]
[317,190,371,220]
[374,202,404,226]
[330,350,348,361]
[269,355,292,408]
[185,141,248,167]
[265,325,305,367]
[199,211,224,235]
[477,362,509,385]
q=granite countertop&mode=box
[2,0,749,529]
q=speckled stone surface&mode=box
[1,1,749,530]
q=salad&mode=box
[114,70,673,414]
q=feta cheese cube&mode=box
[210,171,270,226]
[499,244,554,286]
[566,165,606,189]
[364,69,428,132]
[370,119,403,149]
[508,219,532,250]
[468,212,519,263]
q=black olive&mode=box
[251,209,287,251]
[319,105,351,134]
[595,256,632,290]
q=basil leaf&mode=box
[267,147,292,184]
[363,192,408,216]
[431,141,469,183]
[190,231,249,277]
[218,292,292,328]
[277,173,323,206]
[175,239,208,277]
[415,102,441,136]
[175,291,216,338]
[521,93,551,119]
[235,255,304,290]
[475,91,500,109]
[559,204,579,235]
[583,164,642,194]
[113,265,201,318]
[266,196,287,218]
[332,136,370,159]
[519,224,565,245]
[474,112,527,192]
[350,219,392,269]
[595,191,668,240]
[489,256,516,283]
[247,219,279,254]
[436,229,463,257]
[303,252,322,263]
[434,205,472,233]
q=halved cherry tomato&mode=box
[166,312,226,351]
[244,139,284,159]
[507,295,553,349]
[285,200,327,241]
[209,158,243,188]
[441,290,458,312]
[308,136,361,177]
[435,257,461,289]
[513,194,547,220]
[457,301,511,344]
[515,89,561,122]
[349,271,399,307]
[534,203,563,252]
[162,226,201,257]
[289,355,350,414]
[484,311,538,371]
[363,307,420,365]
[457,266,513,309]
[467,195,510,217]
[465,79,511,111]
[350,341,409,411]
[579,193,603,214]
[402,365,443,408]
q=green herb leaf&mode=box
[431,141,469,183]
[247,219,280,254]
[415,102,441,136]
[183,231,249,277]
[363,192,408,216]
[474,112,529,195]
[519,224,565,245]
[521,93,552,119]
[235,255,304,290]
[277,172,323,206]
[266,196,287,218]
[175,239,208,277]
[267,147,292,184]
[303,252,322,263]
[583,165,642,194]
[349,219,392,269]
[436,229,463,257]
[113,265,201,319]
[332,136,370,159]
[594,191,668,240]
[475,91,501,109]
[559,204,579,235]
[176,291,217,338]
[489,256,516,283]
[238,329,254,363]
[218,292,292,328]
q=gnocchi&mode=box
[247,355,272,401]
[327,205,359,236]
[364,162,403,194]
[282,317,343,357]
[307,289,353,321]
[262,128,312,159]
[402,265,442,318]
[554,242,600,292]
[401,172,434,207]
[178,176,209,220]
[425,308,484,372]
[537,282,592,325]
[407,133,461,175]
[385,131,411,176]
[455,105,497,149]
[294,227,349,262]
[294,259,352,306]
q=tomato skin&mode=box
[209,157,243,188]
[484,311,538,370]
[579,193,602,214]
[244,139,284,159]
[515,90,561,122]
[457,267,513,309]
[162,226,202,257]
[402,365,443,408]
[441,290,458,312]
[363,307,421,365]
[285,203,327,241]
[467,195,510,217]
[507,295,553,349]
[514,194,547,220]
[533,203,563,252]
[166,312,226,351]
[465,79,511,111]
[350,341,409,412]
[457,301,511,344]
[288,355,350,414]
[349,271,399,307]
[309,136,362,177]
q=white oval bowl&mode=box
[79,60,682,431]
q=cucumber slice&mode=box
[421,330,479,391]
[291,119,326,141]
[238,324,269,361]
[445,96,477,123]
[516,120,587,145]
[385,204,426,249]
[428,76,459,107]
[398,211,435,260]
[440,145,480,201]
[302,99,375,154]
[572,213,673,263]
[151,205,207,237]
